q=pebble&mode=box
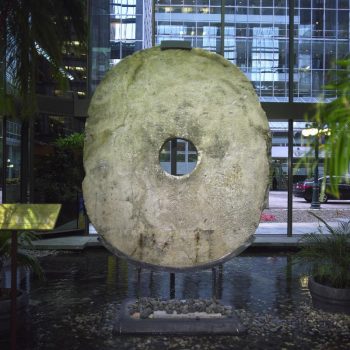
[262,208,350,223]
[127,298,233,319]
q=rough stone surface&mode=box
[83,47,270,270]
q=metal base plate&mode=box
[114,299,246,336]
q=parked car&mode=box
[293,176,350,203]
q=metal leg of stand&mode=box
[170,273,175,299]
[11,231,18,350]
[217,264,223,300]
[137,267,142,298]
[212,267,217,300]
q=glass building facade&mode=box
[0,1,348,233]
[90,0,350,102]
[87,1,350,179]
[87,1,350,235]
[155,0,350,102]
[0,117,22,204]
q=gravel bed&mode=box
[25,300,350,350]
[15,250,350,350]
[128,298,232,319]
[262,209,350,223]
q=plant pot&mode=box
[0,288,29,335]
[308,276,350,314]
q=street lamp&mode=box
[302,127,321,209]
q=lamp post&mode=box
[302,127,320,209]
[310,133,320,209]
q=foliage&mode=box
[312,59,350,195]
[0,0,87,118]
[0,230,44,297]
[54,132,84,150]
[34,133,84,202]
[295,211,350,289]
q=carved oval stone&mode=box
[83,47,270,270]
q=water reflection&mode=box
[24,249,308,311]
[7,249,323,350]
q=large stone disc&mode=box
[83,47,270,271]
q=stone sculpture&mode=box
[83,47,270,270]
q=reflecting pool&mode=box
[4,248,350,349]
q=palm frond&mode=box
[312,59,350,194]
[17,249,44,281]
[0,231,44,281]
[308,210,336,234]
[1,0,87,118]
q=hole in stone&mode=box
[159,138,198,176]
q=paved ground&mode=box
[265,191,350,223]
[29,219,346,251]
[268,190,350,209]
[25,190,350,251]
[262,207,350,223]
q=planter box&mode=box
[114,299,246,335]
[309,277,350,315]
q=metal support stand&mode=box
[217,264,223,299]
[212,267,217,299]
[137,267,142,298]
[84,214,90,236]
[11,230,18,350]
[170,139,177,176]
[169,139,177,300]
[287,119,293,236]
[170,273,175,299]
[212,265,223,300]
[287,0,295,237]
[0,204,61,349]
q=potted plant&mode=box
[0,231,44,334]
[296,212,350,314]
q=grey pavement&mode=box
[256,220,343,235]
[28,192,350,251]
[268,191,350,209]
[31,235,101,250]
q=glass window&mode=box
[338,11,350,39]
[104,0,350,103]
[293,1,348,101]
[339,0,350,9]
[159,138,198,176]
[325,10,336,39]
[5,120,21,203]
[275,0,287,6]
[337,42,350,60]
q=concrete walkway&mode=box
[256,220,342,235]
[28,220,344,251]
[30,234,303,250]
